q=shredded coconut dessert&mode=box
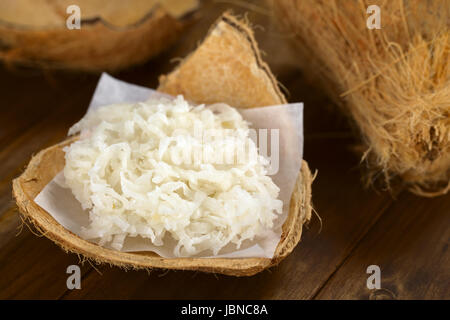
[64,95,282,257]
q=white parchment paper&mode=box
[34,73,303,258]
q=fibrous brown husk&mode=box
[0,0,199,72]
[273,0,449,196]
[12,13,314,276]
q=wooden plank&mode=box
[0,40,195,298]
[0,0,407,300]
[0,65,181,298]
[0,207,93,299]
[315,191,450,299]
[0,75,98,216]
[0,208,20,249]
[61,134,395,299]
[0,71,91,149]
[3,14,398,297]
[0,71,100,299]
[0,71,54,146]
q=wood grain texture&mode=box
[0,211,90,299]
[0,0,448,299]
[316,192,450,300]
[60,137,394,299]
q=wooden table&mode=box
[0,1,448,300]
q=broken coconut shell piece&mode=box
[13,12,313,276]
[0,0,199,72]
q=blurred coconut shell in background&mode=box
[273,0,449,196]
[0,0,199,71]
[13,12,314,276]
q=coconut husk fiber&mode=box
[0,0,199,72]
[12,13,314,277]
[273,0,449,196]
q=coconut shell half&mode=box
[13,12,313,276]
[0,0,199,72]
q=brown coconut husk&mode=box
[12,12,314,277]
[273,0,449,196]
[0,0,199,72]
